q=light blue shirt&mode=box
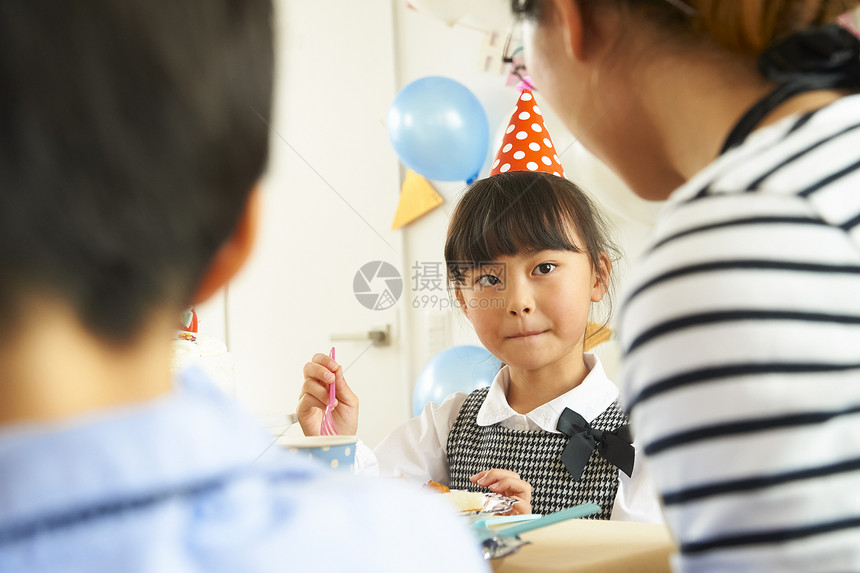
[0,367,488,572]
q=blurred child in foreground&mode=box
[0,2,486,571]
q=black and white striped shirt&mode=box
[618,94,860,571]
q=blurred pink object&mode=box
[515,76,535,92]
[320,347,338,436]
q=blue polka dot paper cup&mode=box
[278,435,358,473]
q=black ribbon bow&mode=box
[556,407,635,481]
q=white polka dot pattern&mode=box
[489,90,566,177]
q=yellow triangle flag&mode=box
[391,170,444,230]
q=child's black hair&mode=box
[444,171,619,327]
[0,0,274,342]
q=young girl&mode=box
[298,170,661,521]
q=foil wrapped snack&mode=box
[466,492,518,516]
[442,490,517,518]
[424,481,518,517]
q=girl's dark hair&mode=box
[444,171,619,325]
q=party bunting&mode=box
[391,169,444,230]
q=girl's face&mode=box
[455,245,607,374]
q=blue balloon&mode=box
[388,76,489,183]
[413,345,502,416]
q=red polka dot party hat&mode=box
[489,90,565,177]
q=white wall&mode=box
[196,0,663,448]
[224,0,409,447]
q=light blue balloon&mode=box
[413,345,503,416]
[388,76,489,183]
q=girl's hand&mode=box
[297,353,359,436]
[470,469,532,515]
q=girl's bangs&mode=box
[447,177,582,282]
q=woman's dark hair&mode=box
[0,0,274,342]
[444,171,619,328]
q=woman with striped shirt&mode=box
[511,0,860,570]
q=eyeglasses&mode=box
[504,0,538,86]
[502,15,530,85]
[503,0,695,88]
